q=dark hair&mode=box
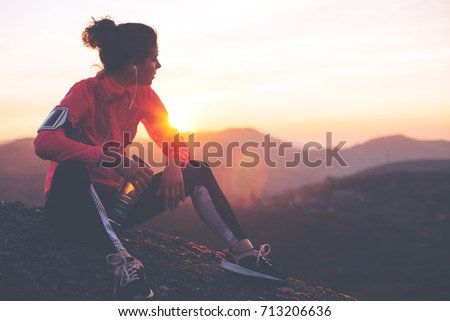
[81,17,157,73]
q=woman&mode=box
[34,17,285,300]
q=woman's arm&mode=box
[34,83,103,167]
[141,89,190,164]
[141,89,189,210]
[156,158,186,211]
[34,127,103,167]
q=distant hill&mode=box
[347,135,450,161]
[146,159,450,300]
[142,131,450,205]
[0,138,47,205]
[1,130,449,206]
[335,135,450,177]
[352,159,450,177]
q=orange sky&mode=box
[1,0,449,146]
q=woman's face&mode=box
[137,45,161,86]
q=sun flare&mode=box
[166,100,193,132]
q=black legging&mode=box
[44,160,247,255]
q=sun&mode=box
[166,100,193,132]
[169,111,191,132]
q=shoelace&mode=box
[256,244,272,267]
[106,254,142,286]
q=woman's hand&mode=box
[112,155,154,194]
[157,159,186,211]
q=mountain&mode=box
[0,138,47,205]
[347,135,450,162]
[145,159,450,300]
[352,159,450,177]
[333,135,450,177]
[1,131,449,206]
[0,201,354,301]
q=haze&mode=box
[1,0,449,147]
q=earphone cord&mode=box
[128,67,138,111]
[103,67,138,143]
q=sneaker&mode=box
[221,244,286,281]
[106,252,154,300]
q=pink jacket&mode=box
[34,71,188,197]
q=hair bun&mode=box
[81,17,157,73]
[82,17,117,50]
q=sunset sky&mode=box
[1,0,449,146]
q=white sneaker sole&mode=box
[146,289,155,299]
[220,260,284,281]
[133,289,155,300]
[115,288,155,300]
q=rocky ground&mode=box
[0,201,354,301]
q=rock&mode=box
[0,201,355,301]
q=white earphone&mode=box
[129,65,138,111]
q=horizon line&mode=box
[3,128,450,150]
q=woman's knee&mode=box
[186,160,212,177]
[181,160,213,191]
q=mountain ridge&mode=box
[1,130,449,206]
[349,159,450,177]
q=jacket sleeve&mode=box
[141,89,189,165]
[34,83,103,167]
[34,127,102,167]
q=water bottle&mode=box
[108,155,151,226]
